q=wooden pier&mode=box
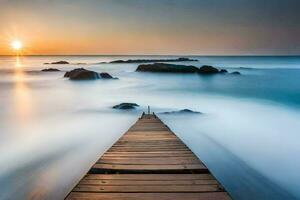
[65,114,231,200]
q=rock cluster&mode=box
[45,61,69,64]
[113,103,139,110]
[160,109,202,114]
[110,57,197,64]
[63,68,117,80]
[136,63,199,73]
[136,63,241,75]
[41,68,60,72]
[64,68,99,80]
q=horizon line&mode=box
[0,54,300,57]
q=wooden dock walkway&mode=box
[65,114,231,200]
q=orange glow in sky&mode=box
[0,1,299,55]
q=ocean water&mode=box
[0,55,300,200]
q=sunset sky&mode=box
[0,0,300,55]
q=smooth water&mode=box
[0,55,300,200]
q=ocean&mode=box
[0,55,300,199]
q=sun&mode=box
[11,40,23,51]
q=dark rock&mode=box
[136,63,199,73]
[41,68,60,72]
[64,68,83,77]
[220,69,228,73]
[239,67,252,70]
[110,57,197,64]
[231,71,241,75]
[110,60,125,63]
[113,103,139,110]
[161,109,202,114]
[177,57,198,61]
[198,65,219,74]
[48,61,69,64]
[64,68,99,80]
[100,72,114,79]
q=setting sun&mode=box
[11,40,23,51]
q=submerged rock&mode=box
[161,109,202,114]
[198,65,219,74]
[64,68,99,80]
[231,71,241,75]
[136,63,199,73]
[220,69,228,73]
[239,67,252,70]
[100,72,117,79]
[46,61,69,65]
[110,57,197,64]
[41,68,60,72]
[113,103,139,110]
[177,57,197,61]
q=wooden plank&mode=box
[97,158,201,165]
[115,142,184,145]
[73,184,222,192]
[103,151,194,154]
[101,155,196,158]
[102,153,194,155]
[83,174,215,180]
[101,153,195,157]
[92,163,206,171]
[108,148,189,151]
[107,149,191,152]
[78,179,219,186]
[66,192,231,200]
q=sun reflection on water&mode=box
[15,56,22,68]
[13,56,33,125]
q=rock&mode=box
[64,68,83,78]
[64,68,99,80]
[110,60,125,63]
[198,65,219,74]
[239,67,252,70]
[48,61,69,64]
[41,68,60,72]
[113,103,139,110]
[220,69,228,73]
[100,72,116,79]
[110,57,197,64]
[231,71,241,75]
[177,57,197,61]
[161,109,202,114]
[136,63,199,73]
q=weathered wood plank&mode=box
[83,174,215,180]
[101,154,195,158]
[92,163,206,171]
[103,151,195,154]
[78,179,219,186]
[66,192,231,200]
[97,158,201,165]
[73,184,222,192]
